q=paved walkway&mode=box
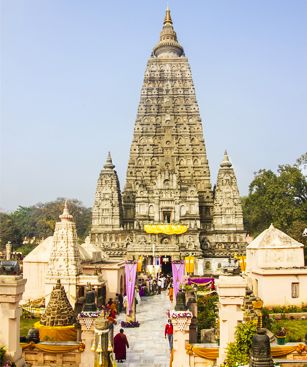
[114,291,171,367]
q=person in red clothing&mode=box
[114,328,129,363]
[164,319,173,351]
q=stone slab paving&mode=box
[114,291,172,366]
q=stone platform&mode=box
[114,291,171,367]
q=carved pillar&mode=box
[171,310,192,367]
[78,316,96,367]
[6,242,12,261]
[0,275,26,367]
[216,276,246,366]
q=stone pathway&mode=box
[114,291,171,367]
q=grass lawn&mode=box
[271,319,307,342]
[20,317,40,337]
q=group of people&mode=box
[112,273,176,363]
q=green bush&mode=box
[197,294,218,341]
[0,346,6,365]
[265,304,307,314]
[224,321,257,367]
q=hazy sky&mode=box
[1,0,307,212]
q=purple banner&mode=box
[188,277,214,285]
[171,261,185,301]
[125,262,137,314]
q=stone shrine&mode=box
[91,8,246,264]
[40,279,76,327]
[45,201,82,305]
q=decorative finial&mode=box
[164,6,173,25]
[153,7,184,58]
[220,150,232,168]
[269,223,275,230]
[104,151,115,169]
[59,200,73,222]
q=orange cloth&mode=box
[168,287,174,301]
[185,344,219,360]
[34,322,77,342]
[21,341,84,353]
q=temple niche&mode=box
[90,8,247,263]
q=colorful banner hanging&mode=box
[144,224,188,235]
[171,260,185,301]
[185,256,195,274]
[137,256,143,272]
[125,262,137,314]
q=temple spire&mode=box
[104,151,115,169]
[220,150,232,168]
[164,6,173,25]
[59,200,73,222]
[153,7,184,58]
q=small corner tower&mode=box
[91,152,123,235]
[213,151,244,231]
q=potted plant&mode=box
[275,327,287,345]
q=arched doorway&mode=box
[161,255,172,274]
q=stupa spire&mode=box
[59,200,73,222]
[153,7,184,57]
[164,6,173,25]
[104,151,115,169]
[220,150,232,168]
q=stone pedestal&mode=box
[78,316,96,367]
[171,311,192,367]
[216,276,246,366]
[126,298,136,322]
[0,275,27,367]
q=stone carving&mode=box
[47,202,81,278]
[0,260,20,275]
[92,152,123,231]
[90,8,246,259]
[41,280,76,327]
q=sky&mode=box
[1,0,307,212]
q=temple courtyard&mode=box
[114,291,171,367]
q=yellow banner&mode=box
[185,256,195,273]
[144,224,188,235]
[137,256,143,272]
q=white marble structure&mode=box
[216,276,246,365]
[246,224,307,306]
[0,275,26,367]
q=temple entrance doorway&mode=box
[161,255,172,274]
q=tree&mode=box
[0,212,22,249]
[0,198,92,251]
[224,321,257,367]
[243,157,307,253]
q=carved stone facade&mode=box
[45,202,81,305]
[92,152,123,231]
[41,280,76,327]
[91,9,246,259]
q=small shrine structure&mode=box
[246,224,307,306]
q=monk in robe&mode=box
[168,284,174,302]
[114,328,129,362]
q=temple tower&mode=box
[123,8,213,235]
[45,202,81,306]
[212,151,244,232]
[203,151,246,257]
[91,8,246,261]
[92,152,123,232]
